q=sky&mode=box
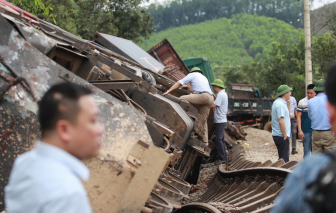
[142,0,336,10]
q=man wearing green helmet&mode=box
[163,67,214,145]
[211,79,228,165]
[308,79,335,152]
[271,84,292,163]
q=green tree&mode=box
[8,0,154,42]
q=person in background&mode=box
[297,84,316,157]
[271,85,292,163]
[163,67,214,146]
[272,63,336,213]
[289,96,298,154]
[5,83,104,213]
[308,79,335,152]
[211,79,228,165]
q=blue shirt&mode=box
[297,97,312,133]
[178,72,213,94]
[214,89,228,123]
[272,154,331,213]
[272,98,291,137]
[308,93,332,130]
[5,141,92,213]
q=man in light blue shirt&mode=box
[164,67,214,145]
[271,85,292,163]
[308,79,335,152]
[5,83,104,213]
[211,79,228,165]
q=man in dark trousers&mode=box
[211,79,228,165]
[271,85,292,163]
[272,63,336,213]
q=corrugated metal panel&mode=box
[93,32,165,73]
[147,38,190,76]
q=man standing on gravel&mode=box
[272,64,336,213]
[271,85,292,163]
[289,96,298,155]
[308,79,335,152]
[211,79,228,165]
[297,84,316,157]
[163,67,214,146]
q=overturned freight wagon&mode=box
[0,1,219,212]
[0,1,294,212]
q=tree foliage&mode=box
[146,0,304,32]
[139,14,302,68]
[220,33,336,101]
[7,0,154,42]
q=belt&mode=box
[195,91,212,95]
[313,129,332,131]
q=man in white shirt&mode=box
[5,83,104,213]
[289,96,298,154]
[163,67,214,145]
[211,79,228,165]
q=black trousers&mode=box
[214,122,228,162]
[273,136,290,163]
[290,117,297,149]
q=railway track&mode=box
[176,143,298,213]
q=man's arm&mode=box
[163,82,182,96]
[279,117,287,140]
[212,104,216,111]
[297,111,304,140]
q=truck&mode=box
[226,83,275,131]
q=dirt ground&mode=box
[241,127,304,163]
[184,127,304,204]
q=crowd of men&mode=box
[3,62,336,212]
[272,64,336,212]
[271,79,335,163]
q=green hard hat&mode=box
[313,79,325,92]
[276,84,292,97]
[211,79,225,89]
[190,67,203,73]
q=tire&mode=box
[263,121,272,133]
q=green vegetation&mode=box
[146,0,304,32]
[139,13,302,69]
[7,0,154,42]
[218,33,336,101]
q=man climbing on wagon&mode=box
[163,67,214,146]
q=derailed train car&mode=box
[0,1,247,212]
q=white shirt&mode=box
[290,96,297,116]
[5,141,92,213]
[178,72,213,94]
[214,89,228,123]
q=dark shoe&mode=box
[291,149,298,155]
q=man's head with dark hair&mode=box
[326,63,336,133]
[307,84,316,100]
[38,83,104,160]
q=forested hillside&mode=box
[139,14,302,69]
[146,0,304,32]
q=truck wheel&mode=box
[264,121,272,133]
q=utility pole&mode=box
[304,0,313,86]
